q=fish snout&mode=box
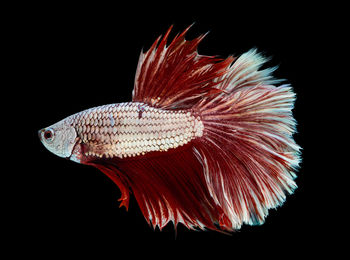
[38,129,44,141]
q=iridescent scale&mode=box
[69,102,204,158]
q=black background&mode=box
[9,2,336,256]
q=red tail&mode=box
[88,26,301,232]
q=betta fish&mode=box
[38,25,301,232]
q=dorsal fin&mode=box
[132,25,234,109]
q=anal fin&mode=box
[88,146,230,231]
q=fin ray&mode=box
[89,148,231,231]
[191,50,301,227]
[132,25,234,109]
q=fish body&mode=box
[49,102,203,162]
[39,25,301,232]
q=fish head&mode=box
[38,118,78,160]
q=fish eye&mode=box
[44,129,54,141]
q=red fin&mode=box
[193,49,301,228]
[87,162,131,210]
[132,25,234,109]
[88,147,232,232]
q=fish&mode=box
[38,25,301,232]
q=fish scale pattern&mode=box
[69,102,204,158]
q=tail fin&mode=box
[193,49,301,228]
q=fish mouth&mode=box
[38,129,44,141]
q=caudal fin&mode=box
[193,49,301,228]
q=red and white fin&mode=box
[132,25,234,109]
[87,147,233,231]
[193,49,301,228]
